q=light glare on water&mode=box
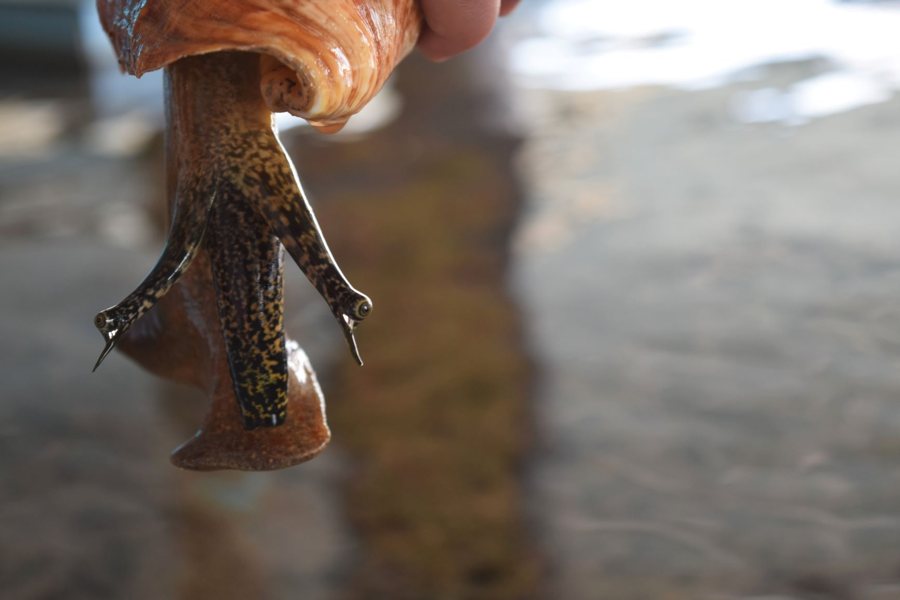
[512,0,900,123]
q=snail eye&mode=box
[354,299,372,319]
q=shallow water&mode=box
[3,1,900,598]
[507,2,900,597]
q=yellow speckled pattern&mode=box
[241,130,373,365]
[206,179,288,429]
[93,52,372,429]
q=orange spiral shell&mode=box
[97,0,422,128]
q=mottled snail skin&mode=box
[206,181,288,429]
[239,130,373,365]
[92,183,216,371]
[92,0,422,467]
[93,52,371,427]
[120,51,331,469]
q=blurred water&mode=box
[507,1,900,597]
[4,1,900,598]
[511,0,900,125]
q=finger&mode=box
[418,0,501,61]
[500,0,520,17]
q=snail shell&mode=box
[97,0,423,129]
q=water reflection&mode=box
[0,101,66,159]
[285,51,542,599]
[507,1,900,597]
[511,0,900,123]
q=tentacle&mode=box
[228,130,371,365]
[92,182,216,371]
[206,181,289,429]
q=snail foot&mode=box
[171,340,331,471]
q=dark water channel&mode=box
[291,52,542,599]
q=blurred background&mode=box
[3,0,900,598]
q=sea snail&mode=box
[93,0,422,469]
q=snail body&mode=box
[206,166,289,429]
[93,0,422,468]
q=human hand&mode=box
[418,0,521,61]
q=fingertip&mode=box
[500,0,520,17]
[416,30,454,62]
[418,0,500,61]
